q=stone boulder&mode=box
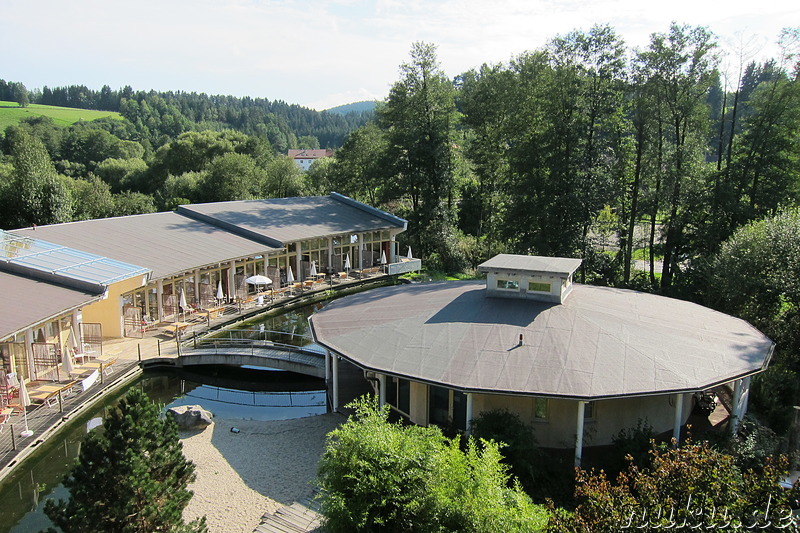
[167,405,214,430]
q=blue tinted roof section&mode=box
[1,230,150,292]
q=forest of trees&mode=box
[1,22,799,433]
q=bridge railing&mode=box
[186,329,325,359]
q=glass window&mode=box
[429,386,450,426]
[583,401,595,420]
[398,379,410,414]
[534,398,548,420]
[497,279,519,290]
[528,281,551,292]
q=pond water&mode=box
[0,304,331,533]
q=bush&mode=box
[316,396,549,532]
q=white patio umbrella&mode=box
[216,280,224,301]
[380,250,387,265]
[287,266,295,284]
[246,275,272,287]
[20,380,32,437]
[344,254,351,270]
[407,246,413,259]
[309,261,317,277]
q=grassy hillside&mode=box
[0,101,121,130]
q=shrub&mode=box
[316,396,549,532]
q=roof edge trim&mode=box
[0,261,107,294]
[329,192,408,231]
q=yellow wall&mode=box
[81,275,148,339]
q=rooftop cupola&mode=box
[477,254,582,304]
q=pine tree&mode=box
[43,389,207,533]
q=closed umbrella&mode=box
[309,261,317,277]
[179,289,188,311]
[216,281,224,301]
[20,380,32,437]
[287,266,295,284]
[179,289,188,321]
[380,250,387,265]
[407,246,413,259]
[62,332,76,375]
[344,254,351,270]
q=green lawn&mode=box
[0,101,121,129]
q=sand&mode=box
[180,413,344,533]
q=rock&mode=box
[167,405,214,430]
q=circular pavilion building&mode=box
[309,254,774,465]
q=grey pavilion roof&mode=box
[177,193,407,247]
[11,212,280,280]
[478,254,582,276]
[310,281,774,400]
[0,271,101,341]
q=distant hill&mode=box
[0,100,121,130]
[326,101,377,115]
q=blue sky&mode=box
[2,0,797,110]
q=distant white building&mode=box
[288,149,334,171]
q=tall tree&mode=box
[44,389,206,533]
[379,42,459,265]
[636,23,718,289]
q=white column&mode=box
[332,352,339,412]
[72,309,83,356]
[25,328,35,380]
[228,262,236,301]
[194,269,200,306]
[328,237,334,269]
[324,350,330,383]
[359,234,365,270]
[156,280,164,320]
[378,374,386,407]
[740,377,751,420]
[465,392,474,436]
[390,233,397,263]
[731,379,743,435]
[673,393,684,444]
[575,400,586,468]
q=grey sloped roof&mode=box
[177,194,406,246]
[478,254,582,275]
[0,271,101,341]
[310,281,774,400]
[11,212,278,280]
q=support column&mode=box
[324,350,330,383]
[465,392,473,436]
[390,233,397,263]
[378,374,386,407]
[731,379,743,435]
[24,328,35,381]
[194,269,200,306]
[228,262,236,301]
[331,352,339,412]
[156,280,164,321]
[575,400,586,468]
[328,237,333,270]
[359,234,365,270]
[673,393,684,444]
[740,377,751,421]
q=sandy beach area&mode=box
[179,413,344,533]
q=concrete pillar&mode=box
[228,262,236,301]
[24,328,35,381]
[156,280,164,321]
[328,237,333,270]
[378,374,386,407]
[465,392,473,436]
[673,393,684,445]
[575,401,586,468]
[194,269,200,306]
[731,379,743,435]
[740,376,751,419]
[390,233,397,263]
[359,234,365,270]
[324,350,330,383]
[332,352,339,412]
